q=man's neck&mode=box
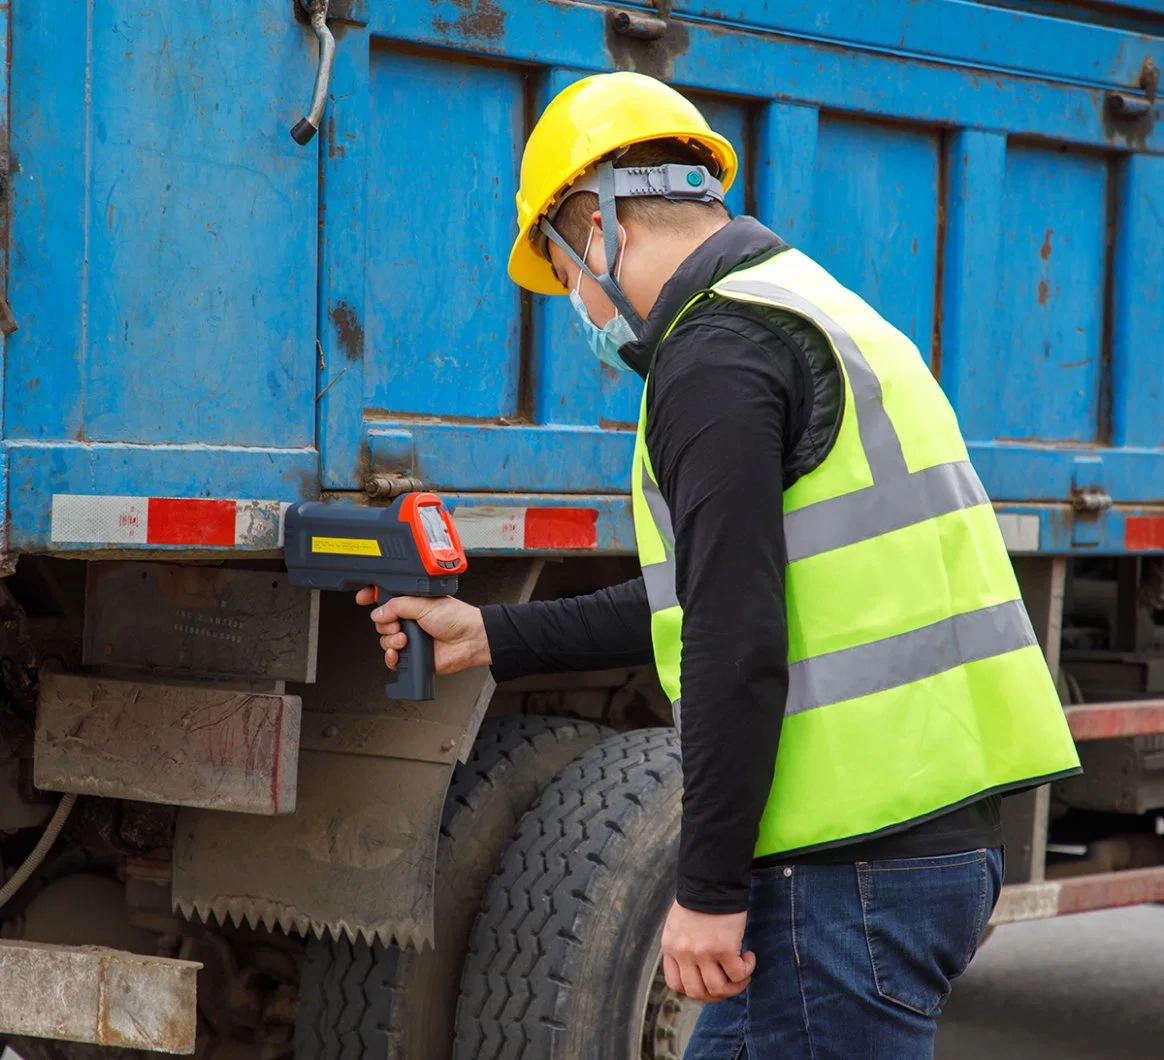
[635,218,731,318]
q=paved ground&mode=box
[937,904,1164,1059]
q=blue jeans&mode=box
[684,848,1003,1060]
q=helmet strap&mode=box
[537,161,645,335]
[594,162,644,333]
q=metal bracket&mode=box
[1071,455,1110,547]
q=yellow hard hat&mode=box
[509,71,739,295]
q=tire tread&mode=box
[453,728,681,1060]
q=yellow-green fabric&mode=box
[631,247,1081,858]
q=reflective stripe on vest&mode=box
[636,276,1028,715]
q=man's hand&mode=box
[661,901,755,1002]
[356,591,491,675]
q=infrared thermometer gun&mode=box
[283,494,468,701]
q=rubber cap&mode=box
[290,118,317,145]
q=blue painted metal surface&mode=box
[9,2,318,447]
[994,147,1109,442]
[7,0,1164,555]
[365,50,523,421]
[812,118,941,358]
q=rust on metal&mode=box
[1035,228,1052,309]
[1039,228,1052,261]
[1101,60,1158,149]
[99,952,198,1052]
[431,0,506,44]
[929,140,949,379]
[0,941,199,1053]
[1098,163,1118,446]
[1142,56,1161,100]
[329,299,365,362]
[327,114,343,159]
[0,291,17,335]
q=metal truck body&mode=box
[2,1,1164,1055]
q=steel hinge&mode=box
[1071,455,1111,547]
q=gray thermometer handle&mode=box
[384,613,436,701]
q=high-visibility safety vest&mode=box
[631,247,1082,858]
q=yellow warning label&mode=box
[311,536,382,557]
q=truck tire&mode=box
[294,716,610,1060]
[454,728,701,1060]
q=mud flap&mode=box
[171,559,541,948]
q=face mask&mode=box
[569,290,637,372]
[568,226,638,373]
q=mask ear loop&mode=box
[614,224,629,284]
[572,225,596,300]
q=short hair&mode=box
[550,138,731,257]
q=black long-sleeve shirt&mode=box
[483,218,1000,913]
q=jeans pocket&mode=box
[856,849,989,1017]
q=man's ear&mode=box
[585,208,614,273]
[587,209,636,272]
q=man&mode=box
[360,72,1081,1057]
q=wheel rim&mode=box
[640,956,704,1060]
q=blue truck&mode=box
[2,1,1164,1056]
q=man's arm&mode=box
[647,308,807,914]
[480,578,654,682]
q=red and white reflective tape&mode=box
[450,506,598,551]
[50,494,600,552]
[51,495,289,548]
[1126,515,1164,551]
